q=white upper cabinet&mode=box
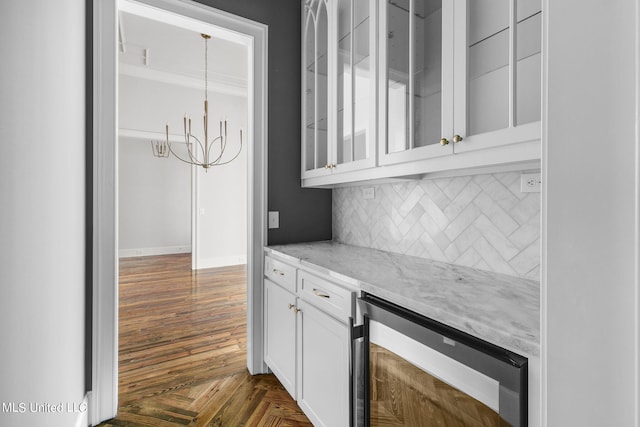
[301,0,542,186]
[303,0,330,176]
[452,0,541,154]
[302,0,377,179]
[378,0,455,165]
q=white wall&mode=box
[119,74,247,265]
[543,1,639,425]
[118,135,191,256]
[0,1,87,427]
[194,92,248,269]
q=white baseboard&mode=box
[195,255,247,269]
[119,245,191,258]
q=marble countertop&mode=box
[266,241,540,357]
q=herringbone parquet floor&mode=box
[98,253,312,427]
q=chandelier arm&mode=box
[167,139,203,166]
[206,135,226,165]
[185,129,206,161]
[212,131,229,163]
[185,134,206,164]
[206,137,242,167]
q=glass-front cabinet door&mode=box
[378,0,454,166]
[333,0,377,173]
[302,0,330,178]
[452,0,542,154]
[302,0,377,180]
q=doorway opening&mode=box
[116,0,250,411]
[92,0,268,424]
[117,1,249,269]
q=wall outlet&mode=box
[520,173,542,193]
[268,211,279,229]
[362,187,375,200]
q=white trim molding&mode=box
[119,62,248,97]
[195,255,248,269]
[635,1,640,425]
[92,0,119,424]
[119,245,191,258]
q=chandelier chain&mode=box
[204,35,208,102]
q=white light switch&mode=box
[268,211,279,229]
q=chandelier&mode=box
[151,33,242,171]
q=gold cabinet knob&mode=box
[440,138,449,146]
[288,303,295,310]
[453,134,463,143]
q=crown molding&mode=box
[119,62,247,98]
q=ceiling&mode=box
[118,10,248,94]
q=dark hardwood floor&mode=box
[98,253,312,427]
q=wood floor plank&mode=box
[98,254,312,427]
[370,343,505,427]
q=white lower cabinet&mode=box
[263,255,355,427]
[297,299,350,427]
[263,279,297,397]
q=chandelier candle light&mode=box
[151,33,242,171]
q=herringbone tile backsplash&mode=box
[333,172,540,280]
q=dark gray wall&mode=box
[195,0,332,245]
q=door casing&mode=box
[91,0,268,423]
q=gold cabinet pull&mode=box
[293,307,301,314]
[453,134,463,143]
[312,288,331,299]
[440,137,449,146]
[288,303,295,310]
[272,268,285,276]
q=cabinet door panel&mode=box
[386,0,410,153]
[297,300,350,427]
[453,0,541,154]
[352,0,372,162]
[414,1,442,148]
[317,1,329,168]
[469,0,509,44]
[264,280,297,398]
[304,12,316,172]
[468,2,510,136]
[334,0,376,173]
[379,0,453,166]
[517,0,541,21]
[516,11,541,126]
[337,0,353,164]
[302,0,331,177]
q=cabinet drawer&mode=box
[298,271,355,322]
[265,256,297,293]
